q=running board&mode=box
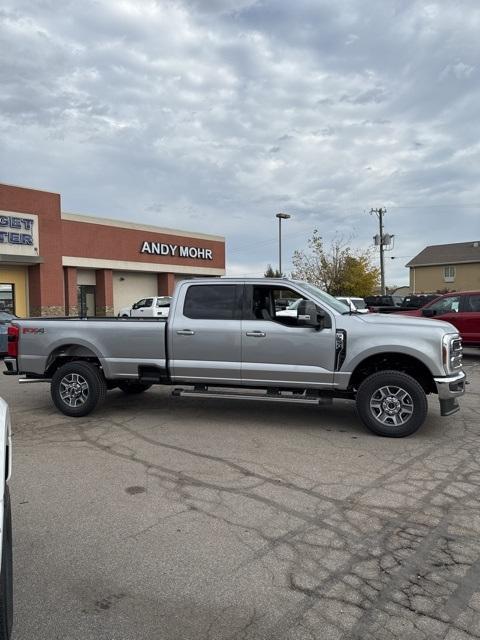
[172,388,332,405]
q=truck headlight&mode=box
[442,334,463,375]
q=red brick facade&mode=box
[61,219,225,269]
[0,183,225,316]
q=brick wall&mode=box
[0,184,65,315]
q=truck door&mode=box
[130,299,145,317]
[241,284,335,387]
[460,294,480,344]
[132,298,154,317]
[169,283,242,384]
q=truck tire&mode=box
[356,370,428,437]
[117,381,152,395]
[0,486,13,640]
[51,362,107,417]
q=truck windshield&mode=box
[294,282,351,314]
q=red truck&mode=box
[399,290,480,346]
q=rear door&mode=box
[169,283,242,384]
[460,294,480,345]
[241,284,336,387]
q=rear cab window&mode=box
[183,284,241,320]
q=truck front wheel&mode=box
[356,370,428,437]
[51,362,107,417]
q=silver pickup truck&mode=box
[3,278,466,437]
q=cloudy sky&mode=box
[1,0,479,285]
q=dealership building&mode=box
[0,183,225,317]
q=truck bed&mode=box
[14,317,167,380]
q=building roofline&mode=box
[61,211,225,242]
[406,258,480,268]
[0,181,60,196]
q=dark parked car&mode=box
[401,294,439,309]
[365,294,440,314]
[364,295,404,313]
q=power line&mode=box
[387,203,480,209]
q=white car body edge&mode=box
[0,397,12,640]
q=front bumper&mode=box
[434,370,466,416]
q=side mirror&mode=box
[422,308,436,317]
[297,300,324,329]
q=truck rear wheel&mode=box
[51,362,107,417]
[356,370,428,437]
[117,381,152,394]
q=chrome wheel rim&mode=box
[369,385,414,426]
[59,373,89,407]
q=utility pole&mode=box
[370,207,387,295]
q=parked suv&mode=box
[399,291,480,346]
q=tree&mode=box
[264,264,282,278]
[291,230,379,296]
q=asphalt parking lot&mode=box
[2,350,480,640]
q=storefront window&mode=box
[0,284,15,314]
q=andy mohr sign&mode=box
[140,242,213,260]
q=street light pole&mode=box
[276,212,291,275]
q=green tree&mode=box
[291,230,379,296]
[264,264,282,278]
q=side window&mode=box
[248,286,305,325]
[466,294,480,312]
[183,285,238,320]
[134,299,146,309]
[144,298,153,308]
[430,296,461,314]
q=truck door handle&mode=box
[177,329,195,335]
[246,331,266,337]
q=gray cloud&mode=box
[1,0,479,285]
